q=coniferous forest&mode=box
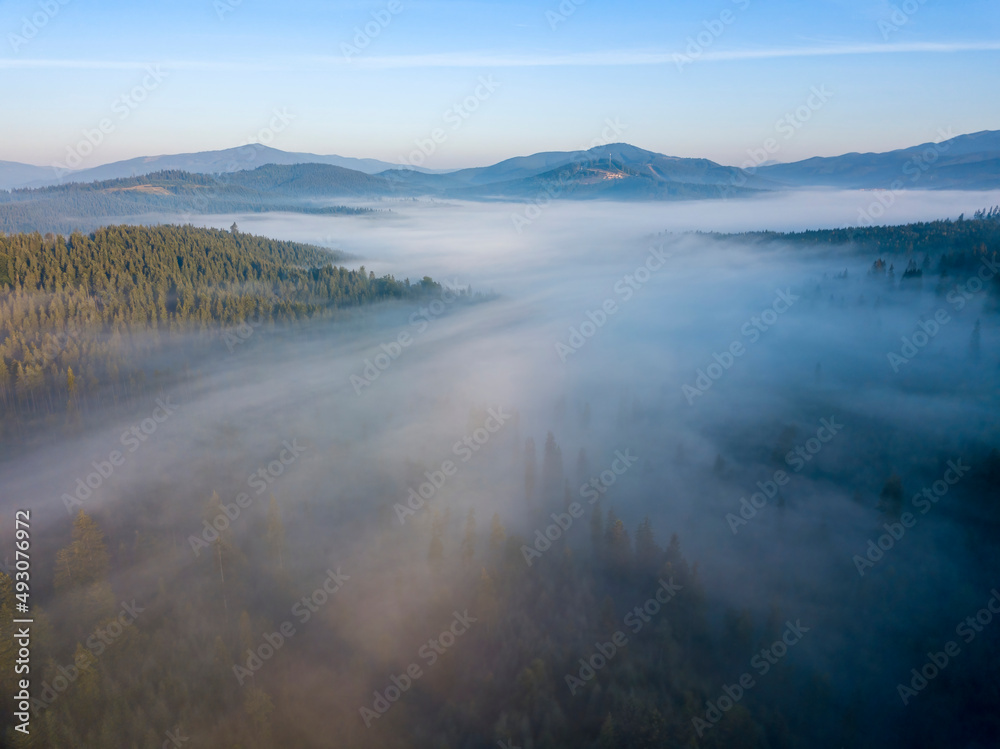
[0,224,444,437]
[5,4,1000,744]
[0,208,999,748]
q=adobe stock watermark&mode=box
[727,417,844,534]
[350,280,466,395]
[682,288,799,405]
[214,0,242,21]
[176,110,294,223]
[7,0,71,53]
[564,578,681,695]
[878,0,928,40]
[723,85,833,197]
[853,458,969,576]
[521,448,638,566]
[60,395,178,514]
[693,619,809,737]
[188,439,308,555]
[546,0,585,30]
[510,117,628,234]
[896,587,999,705]
[239,108,295,147]
[31,599,144,715]
[555,244,671,363]
[672,0,751,71]
[341,0,403,60]
[222,315,265,353]
[888,256,1000,372]
[394,407,512,524]
[359,609,476,727]
[162,728,189,748]
[51,66,169,179]
[398,76,500,167]
[856,127,954,225]
[233,567,349,685]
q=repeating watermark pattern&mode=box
[60,395,178,514]
[672,0,751,71]
[240,108,295,147]
[683,288,799,405]
[727,417,844,534]
[350,280,466,395]
[509,117,628,234]
[521,448,637,566]
[856,127,954,225]
[693,619,810,737]
[31,600,144,715]
[896,588,999,705]
[887,309,952,371]
[398,76,500,167]
[888,257,1000,371]
[7,0,71,53]
[359,610,477,727]
[341,0,403,60]
[214,0,242,21]
[222,316,264,353]
[546,0,585,30]
[723,85,833,197]
[188,439,307,555]
[394,408,511,524]
[878,0,929,40]
[52,66,169,179]
[555,244,671,363]
[564,578,681,694]
[233,567,349,685]
[853,459,969,576]
[162,727,190,747]
[176,110,295,224]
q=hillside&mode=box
[0,171,379,234]
[0,224,442,427]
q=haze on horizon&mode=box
[1,0,999,170]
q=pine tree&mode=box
[541,431,564,503]
[461,508,476,563]
[590,499,604,555]
[524,438,536,504]
[265,495,285,570]
[54,510,110,591]
[576,447,589,485]
[429,510,444,563]
[634,517,661,571]
[489,513,505,553]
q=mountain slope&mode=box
[0,170,379,234]
[12,145,441,190]
[756,130,1000,189]
[0,160,58,190]
[219,162,399,196]
[449,158,760,200]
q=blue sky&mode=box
[1,0,998,169]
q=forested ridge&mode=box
[0,171,378,234]
[0,224,441,431]
[697,207,1000,257]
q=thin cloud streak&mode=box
[1,41,998,71]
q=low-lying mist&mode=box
[4,190,999,748]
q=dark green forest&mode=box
[695,207,1000,259]
[0,224,441,434]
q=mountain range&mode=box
[1,130,998,233]
[4,130,997,195]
